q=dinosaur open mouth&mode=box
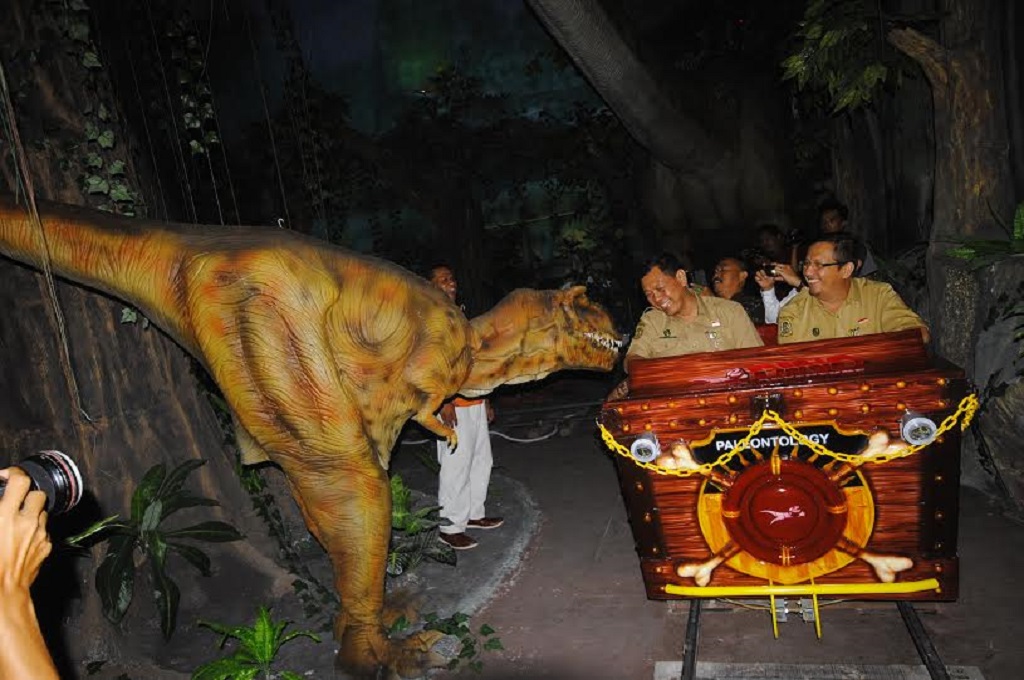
[584,331,624,353]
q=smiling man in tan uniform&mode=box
[625,253,762,371]
[778,234,928,344]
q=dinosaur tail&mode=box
[0,194,193,341]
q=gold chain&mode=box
[598,393,979,477]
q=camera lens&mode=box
[0,450,83,515]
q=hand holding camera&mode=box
[754,262,802,291]
[771,263,803,288]
[0,452,80,680]
[0,450,83,516]
[0,467,53,592]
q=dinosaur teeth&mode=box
[584,332,624,352]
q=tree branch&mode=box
[887,27,949,93]
[526,0,726,174]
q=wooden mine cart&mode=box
[599,329,976,605]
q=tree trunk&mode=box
[525,0,788,235]
[888,1,1022,513]
[0,1,288,673]
[526,0,724,173]
[888,2,1014,366]
[830,109,889,250]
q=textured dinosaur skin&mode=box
[0,195,621,677]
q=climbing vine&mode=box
[165,22,221,158]
[50,0,142,216]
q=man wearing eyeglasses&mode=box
[777,234,928,344]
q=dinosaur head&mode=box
[550,285,623,371]
[461,285,623,396]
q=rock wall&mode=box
[941,255,1024,510]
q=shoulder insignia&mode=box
[779,320,792,337]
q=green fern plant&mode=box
[388,474,456,576]
[67,460,244,639]
[192,606,320,680]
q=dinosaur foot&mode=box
[334,622,456,679]
[393,629,456,679]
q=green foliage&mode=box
[42,0,141,216]
[782,0,893,112]
[388,475,456,577]
[946,202,1024,269]
[165,18,224,158]
[403,611,503,674]
[66,460,244,639]
[119,306,151,329]
[945,239,1024,267]
[193,606,320,680]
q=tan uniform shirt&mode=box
[625,295,763,368]
[777,278,927,344]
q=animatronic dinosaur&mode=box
[0,195,623,677]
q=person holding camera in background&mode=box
[753,259,803,324]
[0,466,60,679]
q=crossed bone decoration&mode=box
[671,432,915,586]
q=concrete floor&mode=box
[410,378,1024,680]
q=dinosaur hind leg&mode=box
[283,453,454,679]
[280,454,393,677]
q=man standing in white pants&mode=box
[429,265,504,550]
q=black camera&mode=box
[0,450,83,515]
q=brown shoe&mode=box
[439,532,478,550]
[467,517,504,530]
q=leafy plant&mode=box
[192,606,319,680]
[390,611,503,674]
[66,460,244,639]
[388,474,456,576]
[781,0,899,112]
[947,202,1024,269]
